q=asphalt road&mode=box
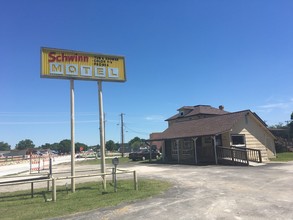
[49,161,293,220]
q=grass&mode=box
[0,179,171,220]
[271,152,293,162]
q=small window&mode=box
[216,135,222,146]
[231,135,245,146]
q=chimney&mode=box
[219,105,224,110]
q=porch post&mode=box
[162,141,166,162]
[192,138,198,164]
[213,136,218,165]
[176,139,180,164]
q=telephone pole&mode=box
[120,113,125,157]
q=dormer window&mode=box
[179,111,184,116]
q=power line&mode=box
[124,124,149,135]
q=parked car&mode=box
[129,149,161,161]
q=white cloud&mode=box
[145,115,165,121]
[258,103,289,109]
[257,98,293,110]
[255,97,293,126]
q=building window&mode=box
[171,140,178,155]
[231,135,245,146]
[216,135,222,146]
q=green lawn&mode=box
[271,152,293,162]
[0,179,171,220]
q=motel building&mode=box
[149,105,276,166]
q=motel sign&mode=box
[41,48,126,82]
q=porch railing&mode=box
[233,146,262,163]
[217,147,249,166]
[217,146,262,166]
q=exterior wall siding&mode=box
[231,114,276,160]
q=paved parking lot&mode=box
[50,161,293,220]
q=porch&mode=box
[160,136,262,166]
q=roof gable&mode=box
[155,110,250,140]
[153,110,275,141]
[166,105,228,121]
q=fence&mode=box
[0,167,138,202]
[30,155,50,173]
[0,156,29,165]
[51,168,138,201]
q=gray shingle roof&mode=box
[155,110,250,140]
[166,105,228,121]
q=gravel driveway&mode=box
[49,161,293,220]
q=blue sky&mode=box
[1,0,293,148]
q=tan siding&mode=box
[231,114,276,161]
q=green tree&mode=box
[131,140,142,151]
[40,143,52,149]
[16,139,35,150]
[0,142,11,151]
[128,137,142,146]
[58,139,71,153]
[128,137,147,151]
[106,140,116,151]
[75,142,88,152]
[51,143,60,151]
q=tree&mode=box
[128,137,146,151]
[0,142,11,151]
[106,140,116,151]
[75,142,88,152]
[39,143,52,149]
[128,137,142,146]
[16,139,35,150]
[58,139,71,153]
[130,140,142,151]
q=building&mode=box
[149,105,276,165]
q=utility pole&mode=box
[120,113,125,157]
[98,81,106,190]
[104,112,106,148]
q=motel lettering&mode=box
[48,52,89,63]
[49,63,119,78]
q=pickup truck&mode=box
[129,149,161,161]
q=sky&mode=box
[0,0,293,148]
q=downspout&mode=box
[213,136,218,165]
[192,137,198,164]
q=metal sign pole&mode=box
[70,79,76,192]
[98,81,106,190]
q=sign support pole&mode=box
[70,79,76,192]
[98,81,106,190]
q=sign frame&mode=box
[41,47,126,82]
